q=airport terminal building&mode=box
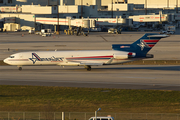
[0,0,180,31]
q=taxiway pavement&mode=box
[0,65,179,91]
[0,31,179,90]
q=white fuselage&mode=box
[4,50,135,66]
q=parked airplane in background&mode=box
[4,33,168,71]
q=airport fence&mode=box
[0,112,180,120]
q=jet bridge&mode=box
[35,16,132,28]
[36,17,95,28]
[129,12,168,22]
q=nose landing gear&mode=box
[18,66,22,71]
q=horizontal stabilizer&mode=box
[147,34,169,38]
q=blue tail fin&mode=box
[112,33,169,57]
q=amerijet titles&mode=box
[29,53,64,64]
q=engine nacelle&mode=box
[113,54,128,59]
[113,52,136,59]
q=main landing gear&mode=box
[84,65,91,71]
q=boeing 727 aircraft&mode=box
[3,33,168,71]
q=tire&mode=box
[19,67,22,71]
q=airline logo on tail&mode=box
[137,39,160,51]
[29,53,64,64]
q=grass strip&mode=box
[0,85,180,113]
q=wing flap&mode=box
[58,60,103,66]
[80,62,103,66]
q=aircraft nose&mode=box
[3,58,8,64]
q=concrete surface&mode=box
[0,65,179,91]
[0,31,179,91]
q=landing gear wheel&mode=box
[86,65,91,71]
[18,67,22,71]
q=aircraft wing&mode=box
[58,59,104,66]
[79,61,103,66]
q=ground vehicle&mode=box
[167,31,175,34]
[36,29,52,36]
[29,29,34,34]
[64,27,88,36]
[89,117,114,120]
[160,31,167,34]
[165,26,176,32]
[160,30,174,34]
[41,29,52,36]
[133,24,141,29]
[14,29,21,32]
[108,27,121,34]
[90,27,101,32]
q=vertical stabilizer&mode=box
[131,33,168,57]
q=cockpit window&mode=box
[9,56,15,58]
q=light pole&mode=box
[176,0,178,13]
[81,0,83,18]
[57,0,59,34]
[111,0,113,18]
[145,0,147,27]
[167,0,169,8]
[145,0,147,15]
[95,108,101,120]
